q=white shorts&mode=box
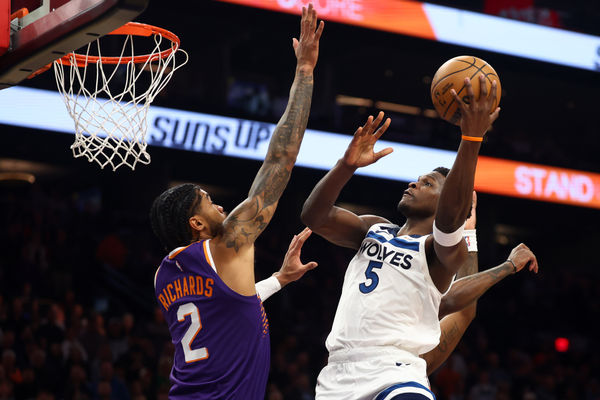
[315,347,436,400]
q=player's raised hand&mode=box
[274,228,318,287]
[342,111,393,169]
[508,243,539,274]
[465,191,477,230]
[293,3,325,72]
[450,74,500,139]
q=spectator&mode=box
[469,370,496,400]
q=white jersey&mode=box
[325,223,451,358]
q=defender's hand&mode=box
[274,228,318,287]
[450,74,500,139]
[342,111,393,169]
[508,243,539,274]
[293,3,325,72]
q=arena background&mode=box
[1,1,600,399]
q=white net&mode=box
[53,25,188,170]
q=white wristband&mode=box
[433,221,466,247]
[255,276,281,302]
[463,229,477,252]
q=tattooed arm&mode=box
[422,252,478,375]
[438,243,538,319]
[209,5,324,295]
[422,244,539,375]
[220,4,324,251]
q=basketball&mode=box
[430,56,501,125]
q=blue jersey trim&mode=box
[384,394,432,400]
[388,238,420,252]
[375,381,435,400]
[377,226,401,236]
[366,231,388,243]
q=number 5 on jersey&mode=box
[359,261,383,294]
[177,302,209,363]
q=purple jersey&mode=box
[154,239,270,399]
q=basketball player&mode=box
[260,198,538,380]
[301,76,535,399]
[149,5,324,399]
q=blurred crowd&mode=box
[1,176,599,400]
[3,0,600,399]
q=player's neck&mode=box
[193,231,216,242]
[398,216,435,237]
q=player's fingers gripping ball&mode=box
[430,56,501,125]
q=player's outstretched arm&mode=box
[423,244,538,375]
[256,228,318,302]
[438,243,538,318]
[218,5,324,253]
[428,75,500,292]
[301,112,393,249]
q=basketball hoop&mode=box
[51,22,188,170]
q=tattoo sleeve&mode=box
[439,258,513,318]
[223,69,314,251]
[422,252,479,374]
[425,314,468,375]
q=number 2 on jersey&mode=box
[359,260,383,294]
[177,302,209,363]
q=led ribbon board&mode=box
[1,86,600,208]
[217,0,600,72]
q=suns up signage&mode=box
[1,86,600,209]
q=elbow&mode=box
[465,304,477,322]
[438,298,453,320]
[456,303,477,324]
[301,199,332,233]
[300,208,310,226]
[300,203,320,230]
[438,297,477,322]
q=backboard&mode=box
[0,0,148,89]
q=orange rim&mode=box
[11,8,30,21]
[55,22,181,67]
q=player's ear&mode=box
[189,215,206,233]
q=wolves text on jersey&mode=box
[359,240,413,270]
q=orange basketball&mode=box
[430,56,501,125]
